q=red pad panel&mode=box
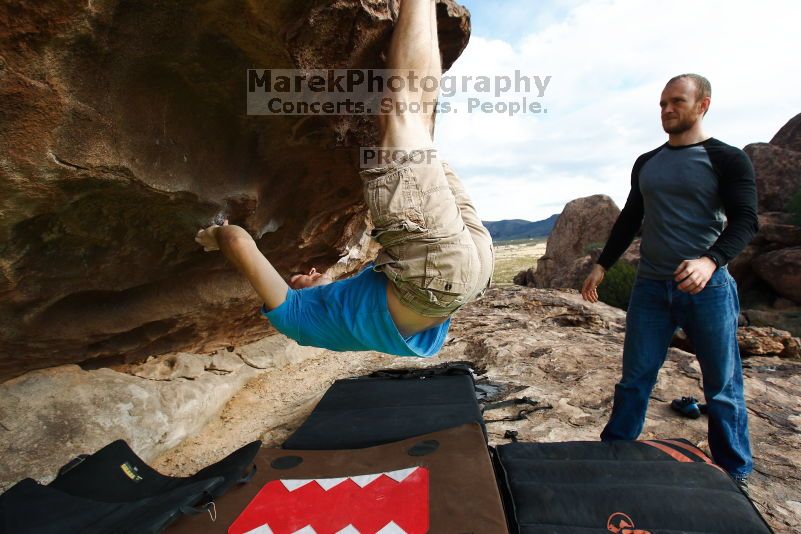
[229,468,429,534]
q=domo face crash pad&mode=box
[495,439,773,534]
[167,423,509,534]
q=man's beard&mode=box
[662,114,698,134]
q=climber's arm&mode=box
[196,223,289,310]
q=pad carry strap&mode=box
[180,500,217,521]
[56,455,89,477]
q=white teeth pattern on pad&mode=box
[279,467,419,493]
[376,521,407,534]
[280,479,314,492]
[317,477,348,490]
[384,467,417,483]
[350,473,382,488]
[253,524,407,534]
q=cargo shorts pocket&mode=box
[365,167,428,248]
[424,242,477,307]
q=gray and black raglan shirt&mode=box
[598,138,758,280]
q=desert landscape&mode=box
[490,238,547,287]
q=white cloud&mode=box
[437,0,801,221]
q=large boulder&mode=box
[0,1,471,381]
[728,243,761,288]
[770,112,801,151]
[731,213,800,295]
[744,138,801,214]
[753,222,801,248]
[752,247,801,304]
[529,195,622,289]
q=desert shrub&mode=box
[598,262,637,311]
[786,189,801,226]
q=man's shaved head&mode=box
[667,73,711,102]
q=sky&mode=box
[435,0,801,221]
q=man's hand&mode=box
[674,257,717,294]
[195,220,228,251]
[581,264,606,303]
[195,221,289,310]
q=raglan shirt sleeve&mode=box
[597,154,647,270]
[260,289,302,342]
[704,145,759,267]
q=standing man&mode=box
[581,74,758,490]
[195,0,493,356]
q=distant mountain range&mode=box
[482,214,560,242]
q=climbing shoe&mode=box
[670,396,702,419]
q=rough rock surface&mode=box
[0,0,471,381]
[0,333,323,491]
[730,213,798,294]
[744,143,801,213]
[235,334,328,370]
[770,112,801,152]
[752,247,801,304]
[738,326,801,359]
[527,194,623,289]
[146,287,800,533]
[745,309,801,339]
[132,352,211,381]
[755,223,801,248]
[679,325,801,360]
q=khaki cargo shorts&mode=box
[360,150,495,318]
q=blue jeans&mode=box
[600,267,753,478]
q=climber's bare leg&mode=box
[372,0,452,335]
[379,0,440,149]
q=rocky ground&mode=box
[149,287,801,534]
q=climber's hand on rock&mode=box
[195,220,229,252]
[581,264,605,303]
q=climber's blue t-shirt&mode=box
[260,264,449,357]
